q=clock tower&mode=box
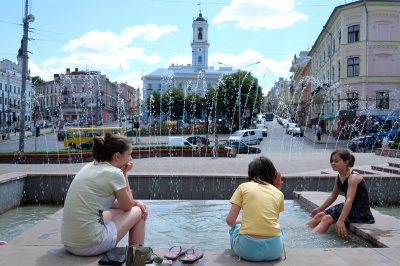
[191,11,209,69]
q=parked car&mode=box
[185,135,210,146]
[286,123,304,137]
[77,139,94,150]
[65,121,74,126]
[57,129,67,141]
[255,124,268,137]
[347,136,383,152]
[222,140,261,154]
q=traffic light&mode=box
[134,121,139,129]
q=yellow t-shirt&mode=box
[230,181,284,237]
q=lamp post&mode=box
[19,0,34,152]
[218,61,260,130]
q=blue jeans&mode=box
[229,224,283,261]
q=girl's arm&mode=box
[226,203,241,227]
[335,173,362,236]
[310,182,340,216]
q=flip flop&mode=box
[164,246,186,260]
[180,248,203,263]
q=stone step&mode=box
[388,162,400,169]
[371,165,400,175]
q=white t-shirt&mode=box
[61,161,126,248]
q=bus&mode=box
[265,112,274,122]
[63,127,124,149]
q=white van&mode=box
[228,129,263,145]
[168,137,195,149]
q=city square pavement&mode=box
[1,126,400,265]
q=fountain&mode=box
[0,70,400,266]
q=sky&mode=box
[0,0,354,96]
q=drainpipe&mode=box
[364,1,369,109]
[364,0,369,133]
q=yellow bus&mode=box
[63,127,124,149]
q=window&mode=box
[339,31,341,45]
[198,56,202,63]
[347,92,359,110]
[333,38,336,52]
[332,66,335,82]
[198,27,203,40]
[147,84,152,90]
[158,84,161,91]
[338,61,341,79]
[72,97,77,104]
[347,57,359,77]
[348,25,360,43]
[63,97,68,104]
[0,83,2,90]
[376,92,389,109]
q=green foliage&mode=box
[146,91,161,117]
[161,88,185,120]
[185,92,201,120]
[32,76,46,85]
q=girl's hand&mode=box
[310,208,320,218]
[335,221,347,237]
[235,217,242,224]
[134,200,148,220]
[121,161,133,176]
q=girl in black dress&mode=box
[305,149,375,236]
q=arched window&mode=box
[198,28,203,40]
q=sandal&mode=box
[180,248,203,263]
[164,246,187,260]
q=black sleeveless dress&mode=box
[324,171,375,226]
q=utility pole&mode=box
[6,71,10,140]
[19,0,34,152]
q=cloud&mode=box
[35,24,177,76]
[208,49,293,93]
[212,0,308,30]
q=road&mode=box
[0,120,342,153]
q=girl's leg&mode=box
[104,206,146,245]
[312,214,336,233]
[305,212,325,227]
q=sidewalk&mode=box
[302,127,349,146]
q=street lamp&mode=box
[218,61,260,130]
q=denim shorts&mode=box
[64,221,117,256]
[229,224,283,261]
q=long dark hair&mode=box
[330,149,355,168]
[92,132,131,162]
[248,156,278,186]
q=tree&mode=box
[32,76,45,85]
[146,91,161,118]
[216,71,263,129]
[185,92,201,121]
[161,88,185,120]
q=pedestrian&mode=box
[335,128,340,140]
[226,156,285,261]
[212,134,219,159]
[1,132,5,141]
[61,132,148,256]
[195,137,202,157]
[382,135,389,149]
[316,128,321,141]
[305,149,375,236]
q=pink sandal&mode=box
[164,246,186,260]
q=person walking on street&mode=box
[195,138,203,157]
[212,134,219,159]
[382,135,389,149]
